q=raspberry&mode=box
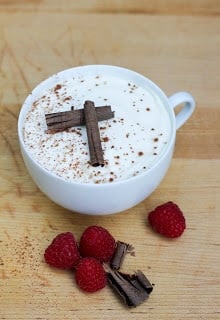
[44,232,81,269]
[148,201,186,238]
[75,257,107,292]
[79,225,116,262]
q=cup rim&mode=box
[18,64,176,188]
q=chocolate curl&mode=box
[105,265,153,308]
[110,241,135,270]
[45,105,114,132]
[134,270,154,294]
[84,100,105,166]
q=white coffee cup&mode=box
[18,65,195,215]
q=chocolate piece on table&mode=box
[105,265,153,308]
[110,241,135,270]
[135,270,154,294]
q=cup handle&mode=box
[168,92,196,130]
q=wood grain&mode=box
[0,1,219,319]
[0,0,220,15]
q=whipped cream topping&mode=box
[23,72,172,184]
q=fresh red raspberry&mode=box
[44,232,81,269]
[79,225,116,262]
[148,201,186,238]
[75,257,107,292]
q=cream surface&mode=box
[23,72,172,184]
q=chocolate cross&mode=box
[45,101,114,166]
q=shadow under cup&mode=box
[18,65,195,215]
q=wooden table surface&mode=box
[0,1,219,319]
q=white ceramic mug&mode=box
[18,65,195,215]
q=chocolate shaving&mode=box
[110,241,135,270]
[45,101,115,167]
[105,265,153,308]
[45,105,114,132]
[84,100,104,166]
[134,270,154,294]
